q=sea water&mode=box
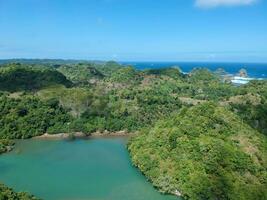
[122,61,267,79]
[0,138,179,200]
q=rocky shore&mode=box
[34,130,135,140]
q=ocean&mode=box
[122,62,267,79]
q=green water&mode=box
[0,138,179,200]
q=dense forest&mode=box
[0,60,266,200]
[0,64,72,92]
[128,103,267,200]
[0,93,72,139]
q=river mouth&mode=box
[0,138,178,200]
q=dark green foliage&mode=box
[134,88,182,123]
[0,94,72,139]
[109,66,142,83]
[34,65,266,137]
[229,81,267,135]
[188,68,219,83]
[58,64,104,84]
[0,64,72,92]
[230,101,267,135]
[242,80,267,100]
[184,68,240,101]
[0,139,14,154]
[97,61,124,76]
[0,61,267,200]
[198,82,239,101]
[144,67,184,79]
[0,183,40,200]
[128,103,267,200]
[78,86,182,133]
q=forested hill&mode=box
[0,61,266,141]
[0,60,266,200]
[0,63,72,92]
[144,67,184,79]
[58,64,105,84]
[128,103,267,200]
[0,93,72,139]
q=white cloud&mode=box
[195,0,258,8]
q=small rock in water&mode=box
[238,68,248,78]
[174,190,182,196]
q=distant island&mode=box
[0,60,266,200]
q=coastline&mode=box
[33,130,136,140]
[5,131,181,199]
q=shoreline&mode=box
[4,131,181,199]
[33,130,136,140]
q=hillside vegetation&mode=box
[0,64,72,92]
[58,63,104,84]
[0,60,266,200]
[128,103,267,200]
[229,81,267,136]
[144,67,183,79]
[0,93,72,139]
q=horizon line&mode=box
[0,58,267,64]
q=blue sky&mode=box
[0,0,266,62]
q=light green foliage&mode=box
[38,86,94,118]
[58,63,104,84]
[228,81,267,135]
[242,80,267,99]
[1,60,267,200]
[0,93,72,139]
[188,68,219,83]
[109,66,142,83]
[185,68,239,100]
[128,103,267,200]
[96,61,124,76]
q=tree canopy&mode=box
[128,103,267,200]
[0,64,72,92]
[0,60,266,200]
